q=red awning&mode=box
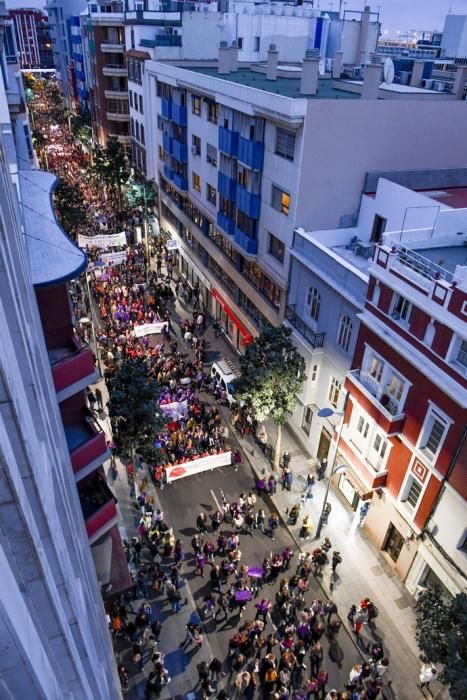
[211,288,254,345]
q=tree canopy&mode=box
[92,136,129,210]
[416,587,467,699]
[53,179,87,234]
[233,325,306,468]
[125,178,157,213]
[108,359,165,460]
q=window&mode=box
[311,364,318,382]
[237,37,243,49]
[140,125,145,145]
[192,172,201,192]
[158,145,165,162]
[238,167,249,188]
[302,406,313,436]
[357,416,369,438]
[368,355,383,382]
[207,184,217,205]
[337,315,352,352]
[373,434,388,459]
[207,101,219,124]
[404,477,423,509]
[275,128,296,161]
[419,407,450,461]
[192,95,201,116]
[392,294,413,323]
[206,143,217,166]
[307,287,321,322]
[456,339,467,368]
[129,90,133,108]
[192,134,201,154]
[386,372,405,402]
[328,377,341,408]
[139,94,143,114]
[272,185,290,215]
[254,36,260,52]
[269,234,285,263]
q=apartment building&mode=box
[81,0,130,149]
[8,8,53,69]
[46,0,88,107]
[141,48,467,352]
[0,6,121,697]
[333,179,467,586]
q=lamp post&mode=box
[315,390,350,539]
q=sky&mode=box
[4,0,464,35]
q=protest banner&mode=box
[165,451,232,483]
[133,321,168,337]
[77,231,127,249]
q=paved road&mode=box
[154,460,377,698]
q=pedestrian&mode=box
[331,551,342,574]
[214,591,229,621]
[299,515,313,540]
[167,583,183,613]
[419,663,437,691]
[87,389,97,414]
[209,657,223,682]
[95,386,103,410]
[310,641,324,676]
[281,451,291,469]
[317,668,329,697]
[267,513,280,540]
[197,512,208,534]
[197,660,210,686]
[180,623,203,651]
[359,502,369,525]
[132,641,144,671]
[256,508,265,532]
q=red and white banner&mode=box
[165,451,232,483]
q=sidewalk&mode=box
[194,319,446,700]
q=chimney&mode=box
[453,65,467,100]
[410,60,425,87]
[266,43,279,81]
[230,40,239,73]
[218,41,230,75]
[332,50,343,79]
[300,48,320,96]
[356,5,371,65]
[362,56,382,99]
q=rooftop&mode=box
[185,66,360,100]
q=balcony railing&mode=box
[102,64,127,76]
[49,335,98,399]
[349,370,401,416]
[285,304,325,349]
[391,243,454,284]
[78,472,118,543]
[65,414,110,482]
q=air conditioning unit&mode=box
[421,78,434,89]
[433,81,445,92]
[352,66,363,79]
[191,145,200,155]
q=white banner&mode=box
[100,250,128,266]
[160,399,188,420]
[166,451,232,483]
[134,321,168,337]
[78,231,127,249]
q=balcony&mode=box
[102,64,127,77]
[64,414,110,483]
[219,126,239,158]
[110,132,131,144]
[140,35,182,47]
[217,211,235,236]
[163,133,187,162]
[171,102,187,127]
[236,185,261,219]
[285,304,326,349]
[104,89,129,99]
[234,227,258,255]
[218,172,237,201]
[161,97,172,120]
[48,335,99,402]
[78,472,118,545]
[164,164,175,181]
[173,172,187,190]
[238,136,264,170]
[345,369,406,435]
[100,41,125,53]
[106,111,130,122]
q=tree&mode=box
[416,587,467,699]
[92,136,129,211]
[108,359,165,462]
[125,177,156,214]
[233,325,306,469]
[53,179,87,234]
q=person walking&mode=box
[419,664,437,691]
[331,551,342,574]
[359,502,369,525]
[95,387,103,410]
[167,583,182,613]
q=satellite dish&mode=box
[319,59,325,76]
[383,57,395,84]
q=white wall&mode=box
[430,485,467,582]
[441,15,467,59]
[296,99,467,231]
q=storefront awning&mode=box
[337,459,374,501]
[91,525,132,599]
[211,288,254,345]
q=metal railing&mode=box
[349,370,401,417]
[285,304,325,349]
[392,243,454,284]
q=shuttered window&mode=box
[275,128,295,161]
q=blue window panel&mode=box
[216,211,235,236]
[218,172,237,201]
[238,136,264,170]
[219,126,239,157]
[234,227,258,255]
[236,185,261,219]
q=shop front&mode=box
[333,455,373,511]
[211,288,254,353]
[177,246,211,310]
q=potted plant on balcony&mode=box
[380,393,390,409]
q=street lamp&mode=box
[315,390,350,539]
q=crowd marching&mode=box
[32,79,392,700]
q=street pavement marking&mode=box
[210,488,221,511]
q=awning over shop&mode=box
[336,455,374,501]
[211,288,254,345]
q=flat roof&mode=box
[416,245,467,274]
[185,66,360,100]
[418,187,467,209]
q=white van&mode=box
[211,359,240,406]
